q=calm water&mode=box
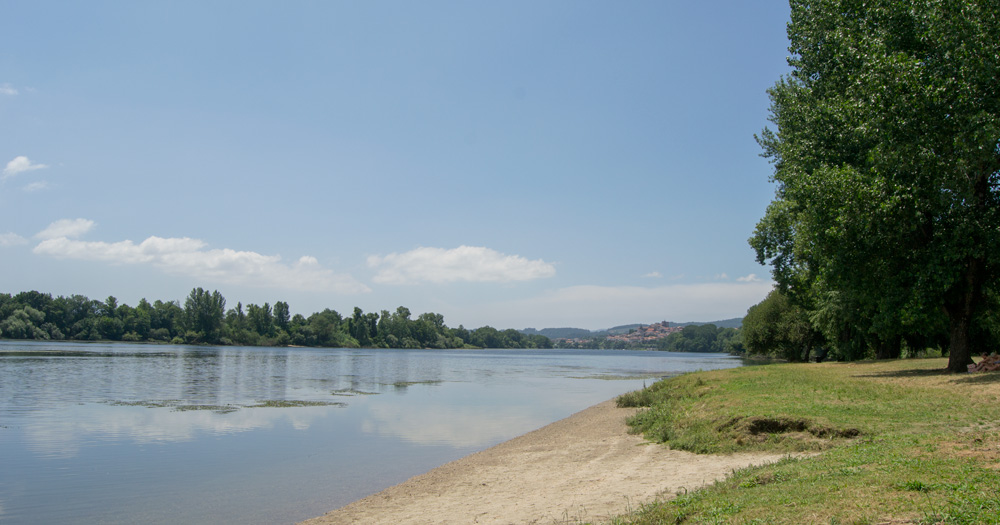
[0,342,742,524]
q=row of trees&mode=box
[748,0,1000,370]
[0,289,552,350]
[656,324,744,354]
[554,337,644,350]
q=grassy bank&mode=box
[606,358,1000,524]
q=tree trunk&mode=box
[944,164,992,373]
[875,334,902,360]
[944,258,984,373]
[947,310,973,373]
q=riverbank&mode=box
[607,358,1000,523]
[300,399,789,524]
[301,358,1000,524]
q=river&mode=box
[0,341,742,524]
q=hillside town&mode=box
[605,321,682,344]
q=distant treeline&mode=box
[656,324,743,353]
[0,289,553,350]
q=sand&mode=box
[300,400,790,524]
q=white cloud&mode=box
[737,273,762,282]
[23,181,51,192]
[32,219,370,294]
[35,218,95,240]
[3,156,48,179]
[0,232,28,247]
[475,281,774,329]
[0,83,17,96]
[715,273,729,280]
[642,271,663,279]
[368,245,556,285]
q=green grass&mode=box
[602,359,1000,524]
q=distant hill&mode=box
[604,324,643,336]
[519,327,595,340]
[674,318,743,329]
[520,318,742,340]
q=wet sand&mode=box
[301,399,789,524]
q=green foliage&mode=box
[246,302,274,337]
[0,306,49,339]
[656,324,742,354]
[183,288,226,344]
[751,0,1000,371]
[0,288,551,350]
[742,290,822,361]
[273,301,290,333]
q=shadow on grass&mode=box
[852,366,1000,385]
[851,367,950,379]
[952,372,1000,385]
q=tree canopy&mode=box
[751,0,1000,371]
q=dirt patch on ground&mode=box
[300,400,790,525]
[939,430,1000,469]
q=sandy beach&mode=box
[301,399,789,524]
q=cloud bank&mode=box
[32,219,370,294]
[476,281,774,329]
[368,245,556,285]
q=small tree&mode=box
[742,290,820,361]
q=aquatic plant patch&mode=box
[330,389,379,396]
[105,399,347,413]
[386,380,445,388]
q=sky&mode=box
[1,1,791,331]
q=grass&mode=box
[570,373,679,381]
[601,358,1000,524]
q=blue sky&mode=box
[1,1,789,330]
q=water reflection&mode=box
[22,404,340,458]
[0,343,742,525]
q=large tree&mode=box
[183,288,226,343]
[751,0,1000,372]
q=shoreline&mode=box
[301,399,789,524]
